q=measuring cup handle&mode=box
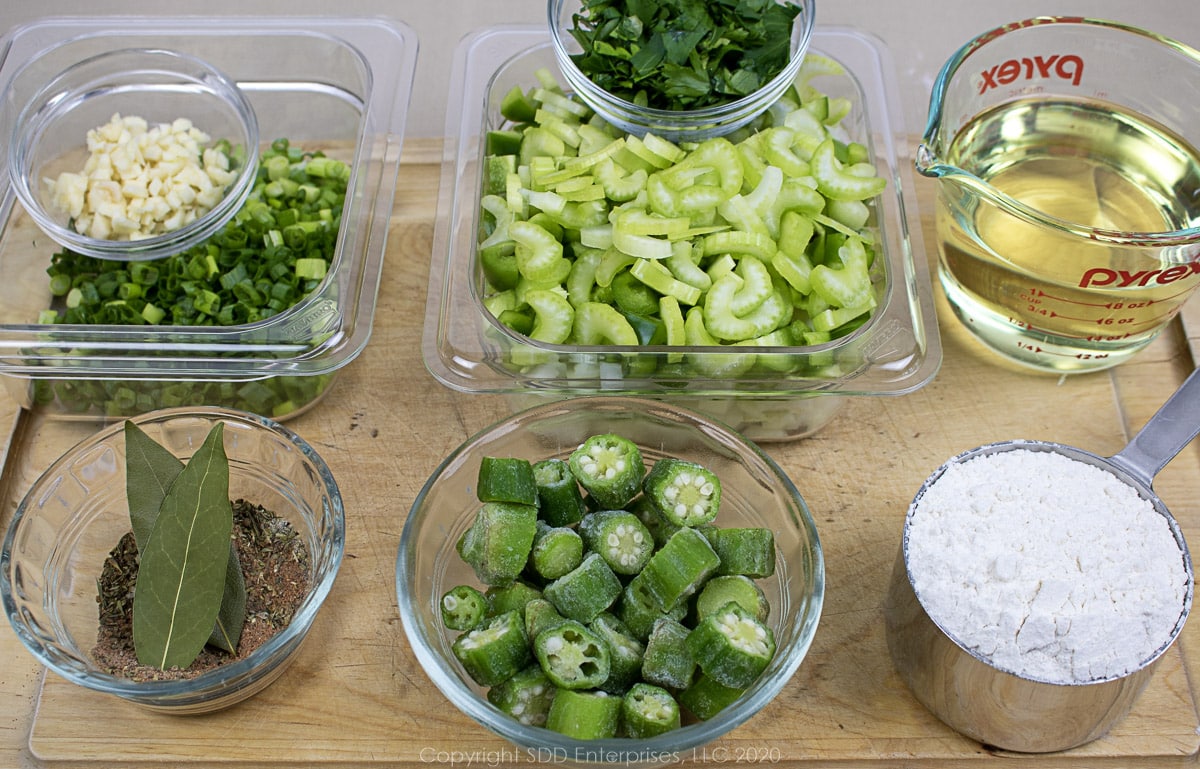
[1110,366,1200,488]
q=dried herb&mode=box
[124,422,248,655]
[93,499,310,681]
[128,422,243,669]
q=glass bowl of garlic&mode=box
[5,47,259,261]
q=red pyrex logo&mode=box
[1079,261,1200,289]
[979,54,1083,94]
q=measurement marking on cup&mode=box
[928,89,1200,372]
[1013,340,1105,359]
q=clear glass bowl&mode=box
[549,0,816,142]
[0,16,418,420]
[6,47,260,262]
[0,407,345,714]
[396,396,825,767]
[425,26,941,442]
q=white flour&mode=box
[906,447,1191,683]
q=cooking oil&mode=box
[935,97,1200,371]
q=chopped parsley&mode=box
[565,0,804,111]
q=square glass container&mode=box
[424,26,940,442]
[0,16,418,420]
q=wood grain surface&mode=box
[0,138,1197,768]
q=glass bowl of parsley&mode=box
[549,0,816,142]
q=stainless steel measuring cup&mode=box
[916,17,1200,374]
[884,367,1197,752]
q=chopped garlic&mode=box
[44,113,236,242]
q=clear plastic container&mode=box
[0,16,418,420]
[424,26,941,442]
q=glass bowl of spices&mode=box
[6,47,259,261]
[548,0,816,142]
[396,396,824,767]
[1,407,345,713]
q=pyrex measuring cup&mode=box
[885,366,1197,751]
[916,18,1200,373]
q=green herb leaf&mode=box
[124,421,183,551]
[132,423,234,670]
[209,550,248,654]
[124,420,248,655]
[567,0,803,111]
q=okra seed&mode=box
[543,636,565,654]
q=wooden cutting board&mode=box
[13,138,1200,767]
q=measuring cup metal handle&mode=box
[1109,366,1200,488]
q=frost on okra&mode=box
[440,584,487,631]
[452,610,532,687]
[622,683,681,738]
[579,509,654,575]
[456,501,537,586]
[644,458,722,528]
[568,433,645,509]
[534,619,611,690]
[488,665,556,727]
[443,434,783,738]
[687,602,776,689]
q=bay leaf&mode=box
[132,423,234,670]
[209,545,248,654]
[124,420,248,655]
[124,421,183,551]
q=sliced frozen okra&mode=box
[630,494,679,548]
[524,597,568,640]
[533,458,587,527]
[589,612,645,695]
[545,689,621,739]
[486,580,542,620]
[534,620,611,690]
[440,584,487,631]
[530,521,584,580]
[543,552,623,623]
[643,458,722,527]
[641,617,696,690]
[477,456,539,506]
[695,575,769,623]
[621,683,681,738]
[628,526,720,612]
[679,674,744,720]
[579,509,654,575]
[457,502,538,585]
[568,433,645,509]
[452,610,532,687]
[617,580,687,642]
[488,665,556,727]
[700,526,777,578]
[686,602,776,689]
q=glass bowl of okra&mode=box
[396,396,824,767]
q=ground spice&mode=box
[92,498,311,681]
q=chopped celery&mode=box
[472,68,887,380]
